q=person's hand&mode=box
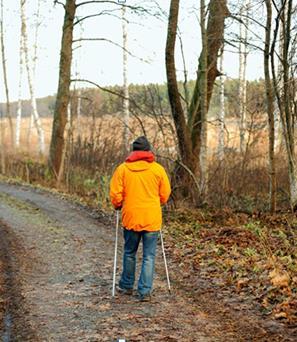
[115,206,122,211]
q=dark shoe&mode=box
[137,293,151,302]
[117,286,133,295]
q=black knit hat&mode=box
[132,136,151,151]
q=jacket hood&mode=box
[125,151,155,172]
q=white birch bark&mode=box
[282,0,297,208]
[239,1,248,153]
[32,0,41,77]
[274,5,286,152]
[218,45,225,160]
[21,0,45,155]
[0,0,13,146]
[16,33,23,148]
[289,160,297,210]
[26,0,41,143]
[75,24,83,138]
[122,5,130,153]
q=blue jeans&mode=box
[119,229,159,296]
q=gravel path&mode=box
[0,182,294,341]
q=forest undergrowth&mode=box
[164,208,297,326]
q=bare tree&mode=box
[238,0,249,153]
[165,0,229,202]
[271,0,297,209]
[198,0,209,196]
[264,0,276,213]
[26,0,42,145]
[274,0,287,153]
[122,5,130,153]
[21,0,45,155]
[0,0,14,147]
[217,45,225,161]
[16,33,23,148]
[49,0,151,177]
[49,0,76,177]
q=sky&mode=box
[0,0,265,103]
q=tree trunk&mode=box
[239,1,249,153]
[25,0,41,148]
[57,103,71,185]
[0,111,5,173]
[165,0,199,201]
[277,0,288,154]
[165,0,229,202]
[271,0,296,209]
[0,0,14,147]
[49,0,76,177]
[264,0,276,213]
[16,33,23,148]
[188,0,229,157]
[122,5,130,154]
[165,0,195,169]
[282,0,297,209]
[76,88,82,137]
[274,24,283,152]
[21,0,45,155]
[218,45,225,161]
[199,0,208,196]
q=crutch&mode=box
[112,210,120,297]
[160,229,171,293]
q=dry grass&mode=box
[1,114,268,159]
[1,113,289,211]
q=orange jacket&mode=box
[109,151,171,231]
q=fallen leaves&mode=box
[164,209,297,327]
[269,269,290,288]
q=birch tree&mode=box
[26,0,42,144]
[264,0,276,213]
[274,0,288,152]
[217,45,225,161]
[16,33,23,148]
[0,0,14,146]
[238,0,249,153]
[21,0,45,155]
[271,0,297,209]
[122,5,130,153]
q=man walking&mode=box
[110,136,171,301]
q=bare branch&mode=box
[72,37,150,63]
[76,0,150,16]
[74,9,118,25]
[54,0,65,8]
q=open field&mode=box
[1,114,268,160]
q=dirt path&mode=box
[0,182,295,341]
